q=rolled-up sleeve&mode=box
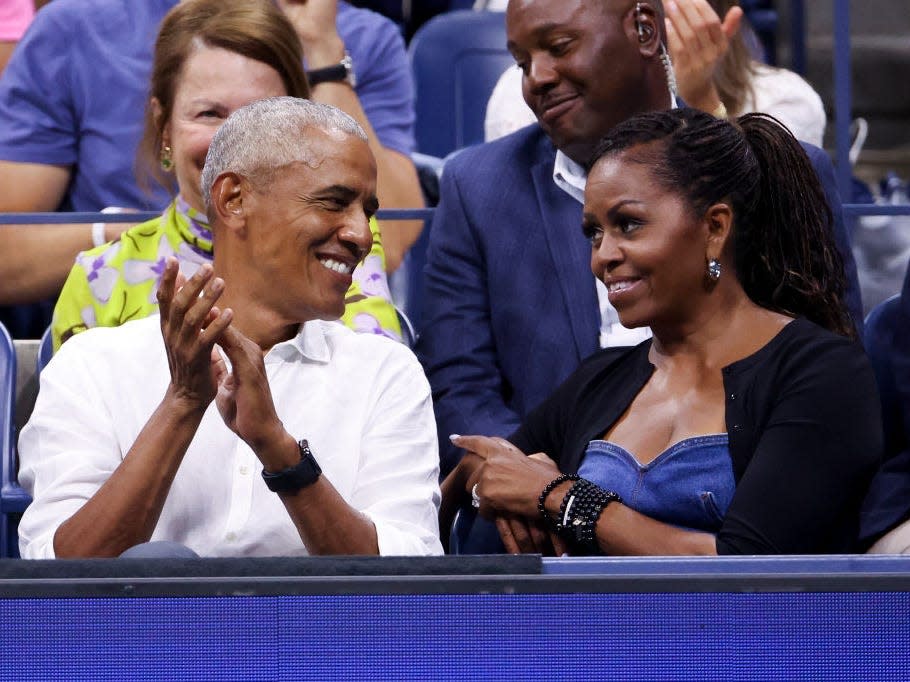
[17,341,123,559]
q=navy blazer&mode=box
[859,264,910,544]
[417,125,864,476]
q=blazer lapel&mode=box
[530,142,600,361]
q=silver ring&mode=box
[471,483,481,508]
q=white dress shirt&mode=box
[18,316,443,559]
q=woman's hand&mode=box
[450,436,571,555]
[664,0,743,113]
[451,435,560,519]
[157,258,233,412]
[495,516,571,556]
[276,0,343,66]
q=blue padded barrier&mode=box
[0,208,433,225]
[542,554,910,578]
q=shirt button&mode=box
[729,393,736,401]
[226,532,237,542]
[731,424,741,431]
[239,465,250,476]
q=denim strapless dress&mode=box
[577,435,736,532]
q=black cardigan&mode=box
[510,318,883,554]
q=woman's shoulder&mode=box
[732,317,858,363]
[732,317,874,396]
[775,317,863,359]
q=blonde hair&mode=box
[708,0,757,117]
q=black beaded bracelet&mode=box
[558,479,598,541]
[559,479,622,553]
[537,473,579,530]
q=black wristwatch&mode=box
[261,439,322,493]
[306,52,356,88]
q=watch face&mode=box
[341,54,357,88]
[261,440,322,492]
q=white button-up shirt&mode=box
[18,316,443,559]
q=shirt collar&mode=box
[277,320,333,364]
[552,150,588,205]
[551,99,682,204]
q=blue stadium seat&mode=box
[38,326,53,372]
[395,306,418,348]
[448,506,470,554]
[409,10,513,157]
[0,322,32,558]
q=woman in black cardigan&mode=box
[445,108,882,556]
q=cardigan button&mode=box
[731,424,741,431]
[729,393,736,401]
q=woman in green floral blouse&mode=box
[52,0,400,350]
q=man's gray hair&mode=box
[201,96,368,211]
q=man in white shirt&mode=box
[18,97,442,559]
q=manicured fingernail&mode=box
[449,434,461,442]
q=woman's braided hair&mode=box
[588,107,855,338]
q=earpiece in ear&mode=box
[635,2,646,40]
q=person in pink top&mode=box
[0,0,34,74]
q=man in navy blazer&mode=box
[417,0,863,479]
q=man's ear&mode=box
[629,1,662,58]
[704,202,734,264]
[211,172,247,234]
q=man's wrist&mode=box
[261,438,323,493]
[163,385,211,420]
[255,429,300,472]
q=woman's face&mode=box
[582,149,710,331]
[162,44,288,212]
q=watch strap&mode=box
[261,439,322,493]
[306,52,356,87]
